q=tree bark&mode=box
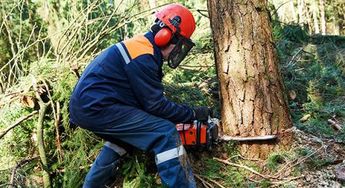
[207,0,293,159]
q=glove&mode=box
[193,106,212,121]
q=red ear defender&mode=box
[154,28,173,47]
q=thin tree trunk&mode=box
[312,1,320,34]
[305,2,313,35]
[290,1,297,22]
[298,0,304,26]
[319,0,326,35]
[208,0,293,159]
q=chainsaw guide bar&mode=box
[219,135,278,142]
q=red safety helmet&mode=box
[153,4,196,68]
[155,3,196,39]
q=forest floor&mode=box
[190,127,345,188]
[288,128,345,188]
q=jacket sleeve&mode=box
[123,54,194,123]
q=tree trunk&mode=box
[319,0,326,35]
[311,1,320,34]
[290,1,297,22]
[298,0,304,26]
[207,0,293,159]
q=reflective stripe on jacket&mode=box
[69,32,194,127]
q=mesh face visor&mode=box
[168,37,195,69]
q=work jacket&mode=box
[69,32,194,127]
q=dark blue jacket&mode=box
[69,32,194,127]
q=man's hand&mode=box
[193,106,212,121]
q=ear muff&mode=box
[154,28,172,47]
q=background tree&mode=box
[270,0,345,35]
[207,0,293,159]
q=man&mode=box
[69,3,210,188]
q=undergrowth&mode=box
[276,23,345,141]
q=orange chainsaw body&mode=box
[176,118,219,149]
[176,123,208,145]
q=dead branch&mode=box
[197,174,226,188]
[213,157,275,179]
[9,156,39,188]
[328,119,342,131]
[0,111,38,139]
[194,174,214,188]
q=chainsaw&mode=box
[176,117,279,149]
[176,118,219,150]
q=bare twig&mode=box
[9,156,39,188]
[0,111,38,139]
[195,9,209,18]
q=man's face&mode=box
[161,44,176,61]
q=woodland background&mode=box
[0,0,344,187]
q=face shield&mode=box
[167,36,195,69]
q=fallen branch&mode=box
[9,156,39,188]
[213,157,275,179]
[197,174,226,188]
[328,119,342,131]
[194,174,214,188]
[32,77,51,188]
[0,111,38,139]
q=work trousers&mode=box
[80,109,196,188]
